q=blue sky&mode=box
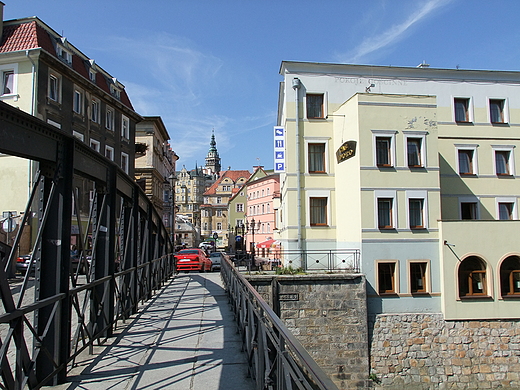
[5,1,520,171]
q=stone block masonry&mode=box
[369,313,520,389]
[246,274,372,390]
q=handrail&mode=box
[221,257,339,390]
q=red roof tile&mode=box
[0,19,134,111]
[204,170,251,196]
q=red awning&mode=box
[256,239,278,249]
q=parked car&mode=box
[209,252,226,272]
[175,249,212,273]
[16,254,35,275]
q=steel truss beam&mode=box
[0,101,174,389]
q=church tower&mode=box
[204,130,221,176]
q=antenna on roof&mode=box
[417,61,430,68]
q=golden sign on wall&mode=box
[336,140,356,163]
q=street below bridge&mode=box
[46,272,254,390]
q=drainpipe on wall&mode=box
[292,77,302,254]
[25,49,37,198]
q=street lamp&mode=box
[247,218,261,268]
[235,222,245,252]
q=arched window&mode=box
[267,223,271,232]
[458,256,488,297]
[267,204,270,213]
[262,204,265,214]
[500,255,520,297]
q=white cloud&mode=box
[340,0,451,63]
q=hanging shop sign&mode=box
[336,140,356,164]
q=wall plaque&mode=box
[336,140,356,163]
[279,293,299,301]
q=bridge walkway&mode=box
[48,273,254,390]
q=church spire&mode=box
[205,129,221,176]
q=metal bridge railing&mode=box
[221,257,340,390]
[0,102,175,389]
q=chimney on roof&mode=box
[0,2,5,44]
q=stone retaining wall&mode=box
[246,274,371,389]
[369,314,520,389]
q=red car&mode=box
[175,249,212,273]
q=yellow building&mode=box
[277,61,520,320]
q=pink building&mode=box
[245,172,280,258]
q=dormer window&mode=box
[56,45,72,65]
[89,69,96,82]
[110,78,122,99]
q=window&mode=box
[378,198,394,229]
[121,152,129,173]
[89,69,96,82]
[2,70,14,95]
[410,262,428,294]
[498,202,514,220]
[377,261,397,294]
[106,107,114,130]
[409,199,424,229]
[306,93,324,119]
[495,150,512,176]
[236,203,244,212]
[376,137,392,167]
[73,88,83,114]
[458,256,487,297]
[72,131,84,141]
[216,222,222,230]
[105,145,114,161]
[460,202,478,220]
[454,98,470,122]
[48,72,60,102]
[308,143,326,173]
[458,149,475,175]
[310,197,327,226]
[216,210,223,217]
[57,45,72,65]
[90,139,100,152]
[91,99,100,123]
[490,99,506,123]
[121,115,129,139]
[500,256,520,297]
[407,138,422,167]
[216,197,222,204]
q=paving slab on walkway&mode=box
[48,273,254,390]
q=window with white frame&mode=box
[105,145,114,161]
[405,131,427,168]
[90,139,100,152]
[406,191,427,230]
[375,190,397,229]
[121,152,129,173]
[455,144,478,175]
[496,197,517,220]
[236,203,244,212]
[106,106,114,131]
[72,131,84,141]
[216,197,222,204]
[454,97,472,123]
[373,130,396,168]
[490,98,507,124]
[56,45,72,65]
[73,87,83,114]
[1,66,16,96]
[493,146,515,176]
[216,222,222,230]
[121,115,129,139]
[459,196,479,220]
[308,142,327,173]
[216,210,223,217]
[306,93,326,119]
[91,98,100,123]
[48,71,61,102]
[308,190,329,226]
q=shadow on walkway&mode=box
[49,273,253,390]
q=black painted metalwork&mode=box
[221,256,340,390]
[0,101,174,389]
